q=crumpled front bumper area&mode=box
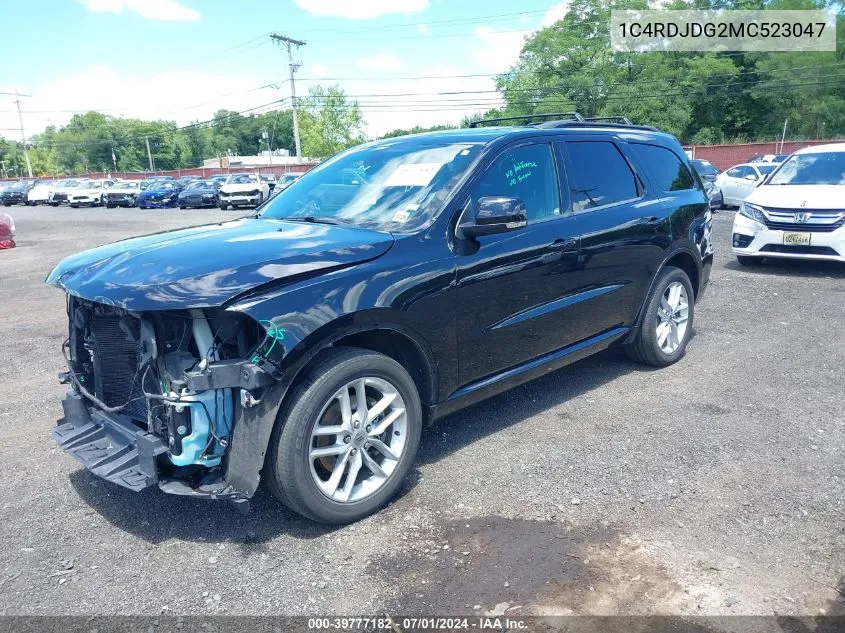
[53,392,168,491]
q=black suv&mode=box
[47,114,713,523]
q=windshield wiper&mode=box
[285,215,348,226]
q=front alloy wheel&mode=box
[309,377,408,503]
[267,347,422,524]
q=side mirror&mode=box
[744,174,758,181]
[459,196,527,238]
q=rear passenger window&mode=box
[564,141,638,212]
[630,144,695,191]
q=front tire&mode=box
[736,255,763,266]
[625,266,694,367]
[267,347,422,524]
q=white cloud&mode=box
[417,24,428,34]
[308,64,330,80]
[542,1,571,27]
[78,0,201,21]
[292,0,427,20]
[0,66,268,140]
[471,26,531,72]
[356,53,404,72]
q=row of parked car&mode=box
[0,172,302,210]
[687,148,844,266]
[688,153,789,211]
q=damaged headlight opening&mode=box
[59,297,284,483]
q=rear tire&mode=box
[624,266,694,367]
[266,347,422,524]
[736,255,763,266]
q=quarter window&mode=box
[471,144,561,223]
[564,141,638,212]
[630,144,695,191]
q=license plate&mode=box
[783,232,811,246]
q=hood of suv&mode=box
[46,218,394,310]
[747,184,845,210]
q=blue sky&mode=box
[0,0,568,138]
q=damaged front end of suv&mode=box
[45,216,396,511]
[53,298,281,507]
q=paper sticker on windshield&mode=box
[392,209,411,223]
[384,163,441,187]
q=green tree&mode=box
[299,85,365,158]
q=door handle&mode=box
[549,238,577,251]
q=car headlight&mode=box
[739,202,765,223]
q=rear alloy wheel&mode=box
[736,255,763,266]
[267,347,422,524]
[625,266,694,367]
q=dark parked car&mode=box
[140,176,175,191]
[136,181,183,208]
[47,115,713,524]
[178,180,220,208]
[690,159,719,182]
[1,181,34,206]
[176,176,201,188]
[259,174,277,191]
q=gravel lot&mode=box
[0,206,843,617]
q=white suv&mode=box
[732,143,845,265]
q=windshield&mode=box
[227,174,257,185]
[691,161,718,176]
[279,174,299,184]
[259,141,483,231]
[153,182,176,190]
[768,151,845,185]
[120,182,140,189]
[757,165,776,175]
[187,181,214,190]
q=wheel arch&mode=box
[628,246,702,336]
[282,318,438,408]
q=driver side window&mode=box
[471,144,561,223]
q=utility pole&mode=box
[779,118,788,153]
[0,91,34,178]
[270,33,306,158]
[145,136,155,172]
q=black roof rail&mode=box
[468,112,584,128]
[584,116,633,125]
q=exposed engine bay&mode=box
[56,296,283,499]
